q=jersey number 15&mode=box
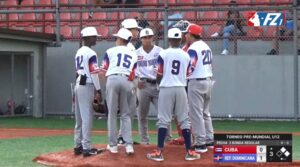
[117,53,132,68]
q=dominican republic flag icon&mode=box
[215,147,223,153]
[214,155,223,161]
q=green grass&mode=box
[0,117,300,166]
[1,117,300,132]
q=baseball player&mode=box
[185,24,214,153]
[135,28,163,144]
[117,18,141,145]
[167,20,191,145]
[101,28,137,154]
[73,27,103,157]
[146,28,200,161]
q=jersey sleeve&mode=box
[187,49,198,73]
[88,55,100,74]
[100,52,109,72]
[128,62,137,81]
[155,55,164,76]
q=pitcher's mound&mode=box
[33,144,300,167]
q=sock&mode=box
[157,128,167,149]
[182,129,192,151]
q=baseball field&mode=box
[0,117,300,167]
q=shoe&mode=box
[147,149,164,162]
[221,49,229,55]
[106,145,118,153]
[211,32,219,37]
[83,148,102,157]
[267,49,278,55]
[194,144,208,153]
[117,137,126,146]
[74,145,83,155]
[133,141,140,145]
[125,144,134,155]
[206,142,214,149]
[185,150,201,161]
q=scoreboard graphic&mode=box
[214,134,292,163]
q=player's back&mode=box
[75,46,97,83]
[187,40,213,79]
[104,45,137,76]
[158,48,190,87]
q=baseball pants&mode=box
[106,75,133,146]
[137,82,159,143]
[188,78,214,146]
[157,87,190,131]
[74,83,94,150]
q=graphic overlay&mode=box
[248,12,285,26]
[214,134,292,163]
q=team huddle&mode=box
[73,18,215,162]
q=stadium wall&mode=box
[45,40,297,119]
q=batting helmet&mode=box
[173,20,190,33]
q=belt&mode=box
[141,78,157,84]
[111,73,129,77]
[188,77,211,81]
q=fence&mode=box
[0,0,299,119]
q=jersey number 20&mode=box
[202,50,212,65]
[117,53,132,68]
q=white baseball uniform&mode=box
[102,45,137,146]
[156,48,191,130]
[187,40,214,146]
[74,46,100,150]
[135,45,162,143]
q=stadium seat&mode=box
[145,0,158,5]
[252,0,270,5]
[38,0,52,5]
[60,26,73,38]
[241,10,255,19]
[236,0,251,5]
[92,12,106,20]
[72,0,87,5]
[161,0,176,5]
[110,12,125,21]
[263,27,277,40]
[195,0,213,5]
[21,0,34,6]
[20,13,36,26]
[199,11,218,25]
[205,24,221,37]
[45,26,54,34]
[60,13,71,25]
[184,11,197,21]
[178,0,194,5]
[147,12,162,20]
[274,0,292,4]
[73,26,82,38]
[215,0,231,5]
[4,0,18,6]
[8,13,19,26]
[70,13,90,26]
[97,26,109,38]
[127,12,140,19]
[59,0,69,4]
[244,27,263,40]
[24,27,37,32]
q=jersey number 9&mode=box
[171,60,180,75]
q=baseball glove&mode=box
[92,99,107,114]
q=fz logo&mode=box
[248,12,284,26]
